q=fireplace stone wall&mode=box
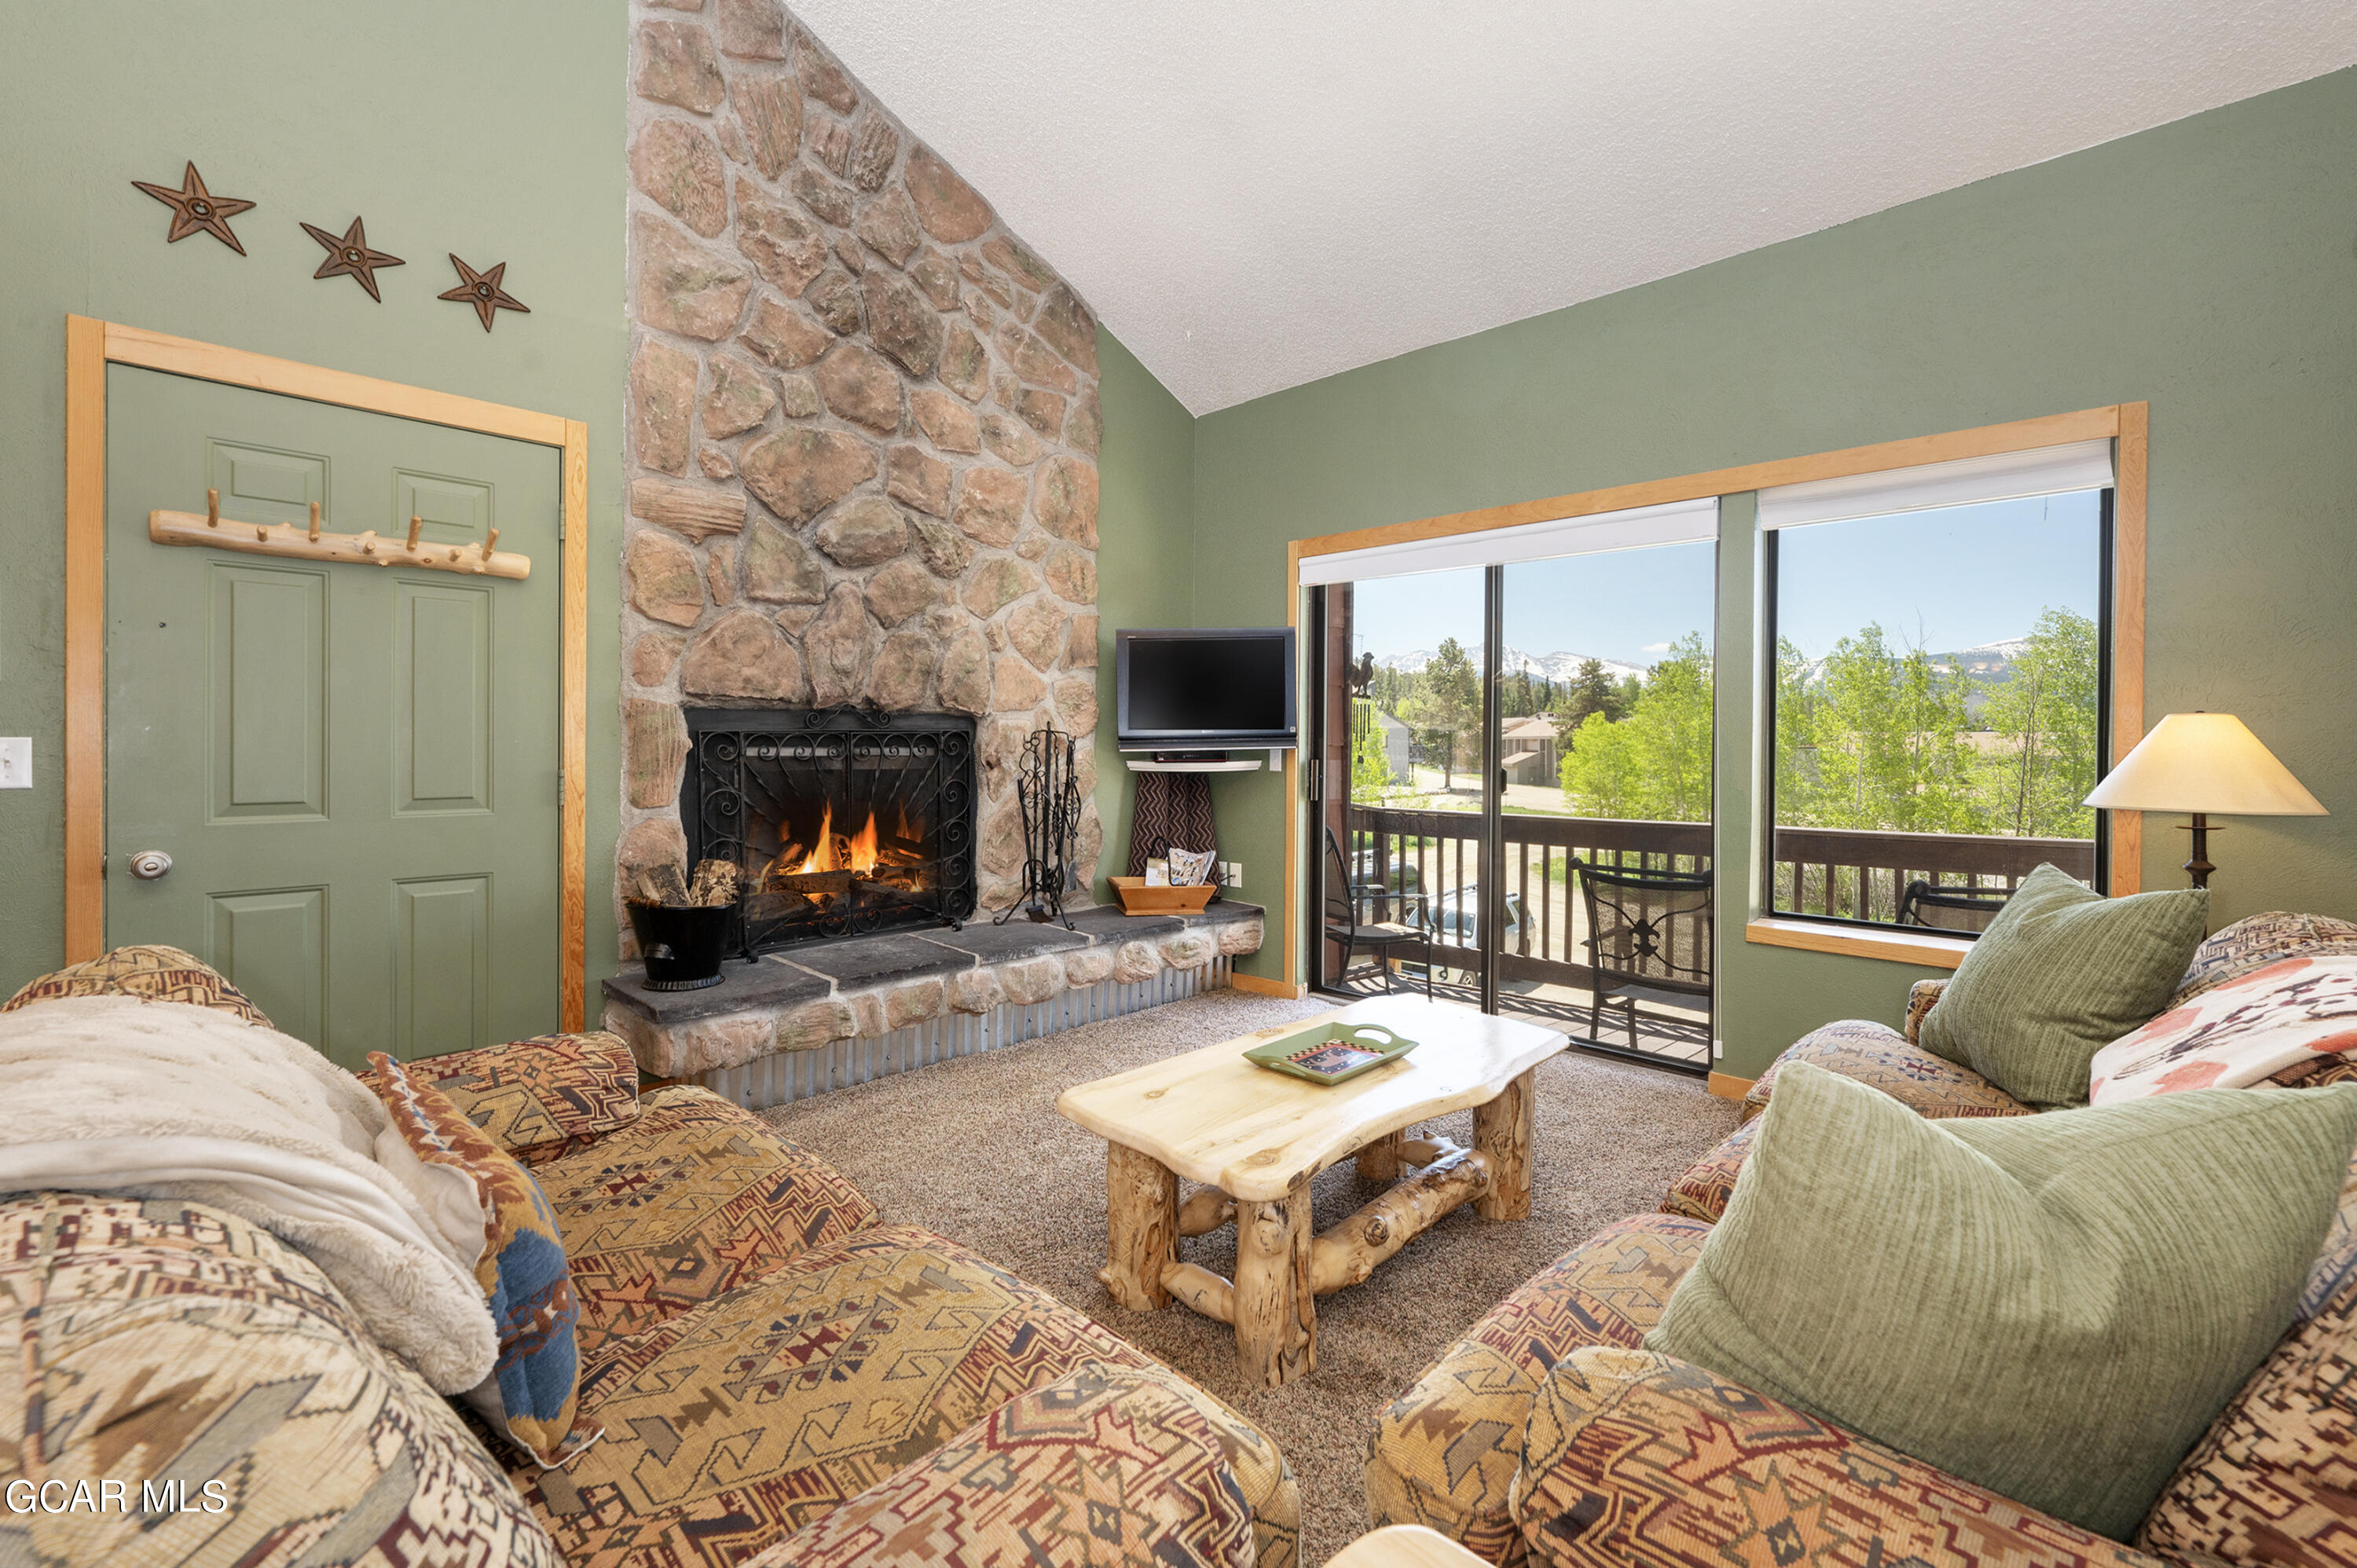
[618,0,1102,946]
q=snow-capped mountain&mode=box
[1931,638,2030,679]
[1373,648,1651,683]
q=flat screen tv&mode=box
[1116,628,1297,750]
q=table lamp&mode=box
[2084,712,2326,888]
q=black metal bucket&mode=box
[626,901,731,991]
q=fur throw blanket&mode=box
[0,995,496,1392]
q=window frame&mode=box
[1758,486,2117,939]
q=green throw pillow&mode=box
[1648,1060,2357,1541]
[1919,862,2208,1106]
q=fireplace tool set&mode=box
[997,725,1084,929]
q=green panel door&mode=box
[106,365,563,1068]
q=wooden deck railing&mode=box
[1769,825,2092,926]
[1339,808,2093,985]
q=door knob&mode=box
[127,849,173,881]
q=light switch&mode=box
[0,738,28,789]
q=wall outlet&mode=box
[1221,860,1242,889]
[0,738,28,789]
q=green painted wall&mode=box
[0,3,627,1019]
[1090,329,1199,903]
[1188,68,2357,1074]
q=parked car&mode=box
[1410,886,1529,981]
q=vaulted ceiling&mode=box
[791,1,2357,414]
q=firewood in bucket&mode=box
[687,859,740,907]
[631,861,691,907]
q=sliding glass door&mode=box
[1306,504,1717,1072]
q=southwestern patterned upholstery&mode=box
[2,950,1296,1566]
[520,1222,1299,1568]
[537,1082,878,1358]
[1657,1119,1754,1223]
[2172,910,2357,1006]
[1738,1018,2026,1125]
[1398,911,2357,1566]
[1,942,271,1026]
[1365,1214,1711,1566]
[0,1192,564,1566]
[2138,1154,2357,1568]
[1514,1348,2174,1568]
[1904,976,1948,1042]
[745,1364,1270,1568]
[357,1030,643,1167]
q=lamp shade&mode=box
[2084,713,2327,816]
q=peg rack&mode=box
[148,489,531,580]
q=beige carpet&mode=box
[758,988,1738,1566]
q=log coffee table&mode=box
[1055,996,1563,1387]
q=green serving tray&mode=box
[1244,1020,1419,1086]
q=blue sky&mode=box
[1348,491,2101,668]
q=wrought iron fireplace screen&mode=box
[681,707,977,956]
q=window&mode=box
[1761,440,2114,932]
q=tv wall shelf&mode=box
[1125,758,1265,774]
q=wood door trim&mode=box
[100,322,571,446]
[1278,404,2148,991]
[63,316,591,1032]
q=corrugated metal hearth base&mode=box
[700,957,1234,1111]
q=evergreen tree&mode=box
[1553,658,1624,751]
[1402,637,1480,790]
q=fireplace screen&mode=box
[681,707,977,956]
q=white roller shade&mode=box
[1758,438,2114,531]
[1298,496,1717,586]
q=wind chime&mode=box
[998,725,1083,929]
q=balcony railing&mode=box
[1340,807,2093,989]
[1341,807,1710,998]
[1769,825,2092,926]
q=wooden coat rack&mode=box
[148,489,531,580]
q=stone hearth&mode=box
[603,901,1263,1105]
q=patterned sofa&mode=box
[1366,911,2357,1568]
[0,947,1299,1568]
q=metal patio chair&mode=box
[1324,825,1434,998]
[1574,860,1714,1053]
[1898,877,2014,933]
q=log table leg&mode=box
[1100,1142,1178,1310]
[1472,1068,1534,1221]
[1355,1127,1407,1184]
[1233,1174,1316,1387]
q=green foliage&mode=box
[1974,608,2099,837]
[1558,633,1714,822]
[1779,622,1981,832]
[1402,636,1480,788]
[1350,698,1401,801]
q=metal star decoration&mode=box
[438,254,530,332]
[132,162,255,254]
[300,216,404,302]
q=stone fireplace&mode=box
[618,0,1105,941]
[680,705,976,954]
[604,2,1263,1106]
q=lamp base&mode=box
[2176,813,2216,890]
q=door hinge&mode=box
[555,771,566,804]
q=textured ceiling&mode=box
[790,2,2357,414]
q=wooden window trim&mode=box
[1741,915,1971,969]
[61,317,592,1030]
[1278,405,2147,988]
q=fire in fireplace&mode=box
[680,707,977,957]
